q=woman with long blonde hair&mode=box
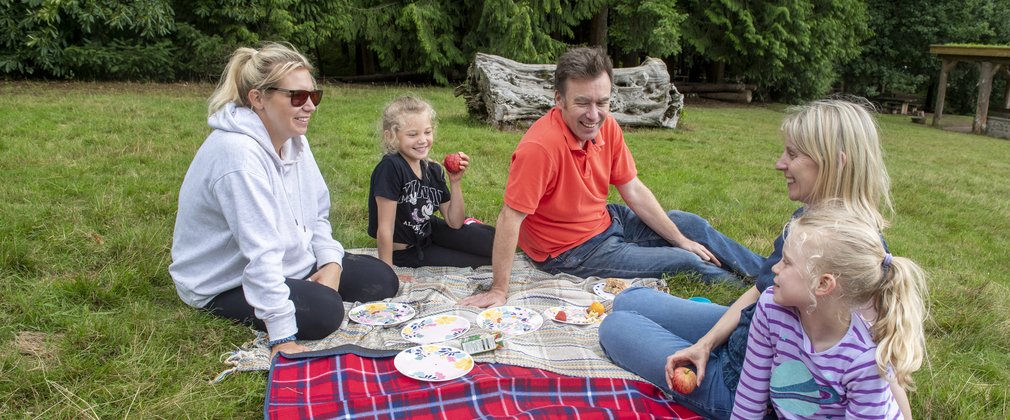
[601,99,915,419]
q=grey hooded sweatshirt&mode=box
[170,103,344,341]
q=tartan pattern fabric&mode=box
[218,249,668,383]
[266,352,701,419]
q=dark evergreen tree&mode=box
[677,0,869,102]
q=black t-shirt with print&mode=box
[367,153,451,246]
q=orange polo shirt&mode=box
[504,107,637,261]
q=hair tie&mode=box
[881,252,893,280]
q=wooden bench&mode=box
[678,83,756,103]
[874,95,924,115]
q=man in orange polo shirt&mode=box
[460,47,762,308]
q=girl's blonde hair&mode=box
[782,99,892,230]
[207,42,315,116]
[787,205,927,390]
[379,95,436,155]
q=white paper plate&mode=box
[348,302,416,326]
[394,345,474,382]
[593,282,616,300]
[400,314,471,344]
[476,306,543,335]
[544,306,607,325]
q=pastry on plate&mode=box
[603,278,629,294]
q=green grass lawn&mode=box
[1,81,1008,418]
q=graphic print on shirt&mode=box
[399,178,442,235]
[770,359,842,416]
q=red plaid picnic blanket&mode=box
[267,352,700,419]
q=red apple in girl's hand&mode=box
[443,152,462,174]
[671,366,698,394]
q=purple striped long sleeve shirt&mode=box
[731,288,901,419]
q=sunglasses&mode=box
[265,87,323,107]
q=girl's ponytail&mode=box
[870,255,928,389]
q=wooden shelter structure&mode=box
[929,44,1010,135]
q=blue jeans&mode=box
[599,287,736,419]
[536,204,762,284]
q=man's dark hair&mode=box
[554,46,613,96]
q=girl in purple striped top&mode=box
[732,206,927,419]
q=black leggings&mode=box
[393,218,495,268]
[205,253,399,340]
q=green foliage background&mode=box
[1,1,1008,108]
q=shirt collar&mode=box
[551,107,605,152]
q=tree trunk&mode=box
[454,53,683,129]
[705,61,725,84]
[589,5,608,53]
[356,42,376,76]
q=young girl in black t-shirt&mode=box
[367,95,495,268]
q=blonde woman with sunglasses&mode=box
[170,42,399,357]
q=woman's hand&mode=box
[309,262,342,292]
[665,343,712,390]
[271,341,310,358]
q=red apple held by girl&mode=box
[443,152,463,174]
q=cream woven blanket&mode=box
[214,249,667,383]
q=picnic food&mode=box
[603,278,629,294]
[554,310,567,321]
[587,301,606,318]
[443,152,462,173]
[671,367,698,394]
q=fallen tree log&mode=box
[454,53,683,129]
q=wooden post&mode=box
[932,59,957,127]
[972,61,997,134]
[1003,67,1010,110]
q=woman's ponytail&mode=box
[208,47,256,116]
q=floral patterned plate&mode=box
[393,345,474,382]
[347,302,416,326]
[544,306,607,325]
[400,315,471,344]
[476,306,543,335]
[592,282,616,300]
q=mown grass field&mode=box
[1,81,1008,418]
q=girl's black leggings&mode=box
[393,218,496,268]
